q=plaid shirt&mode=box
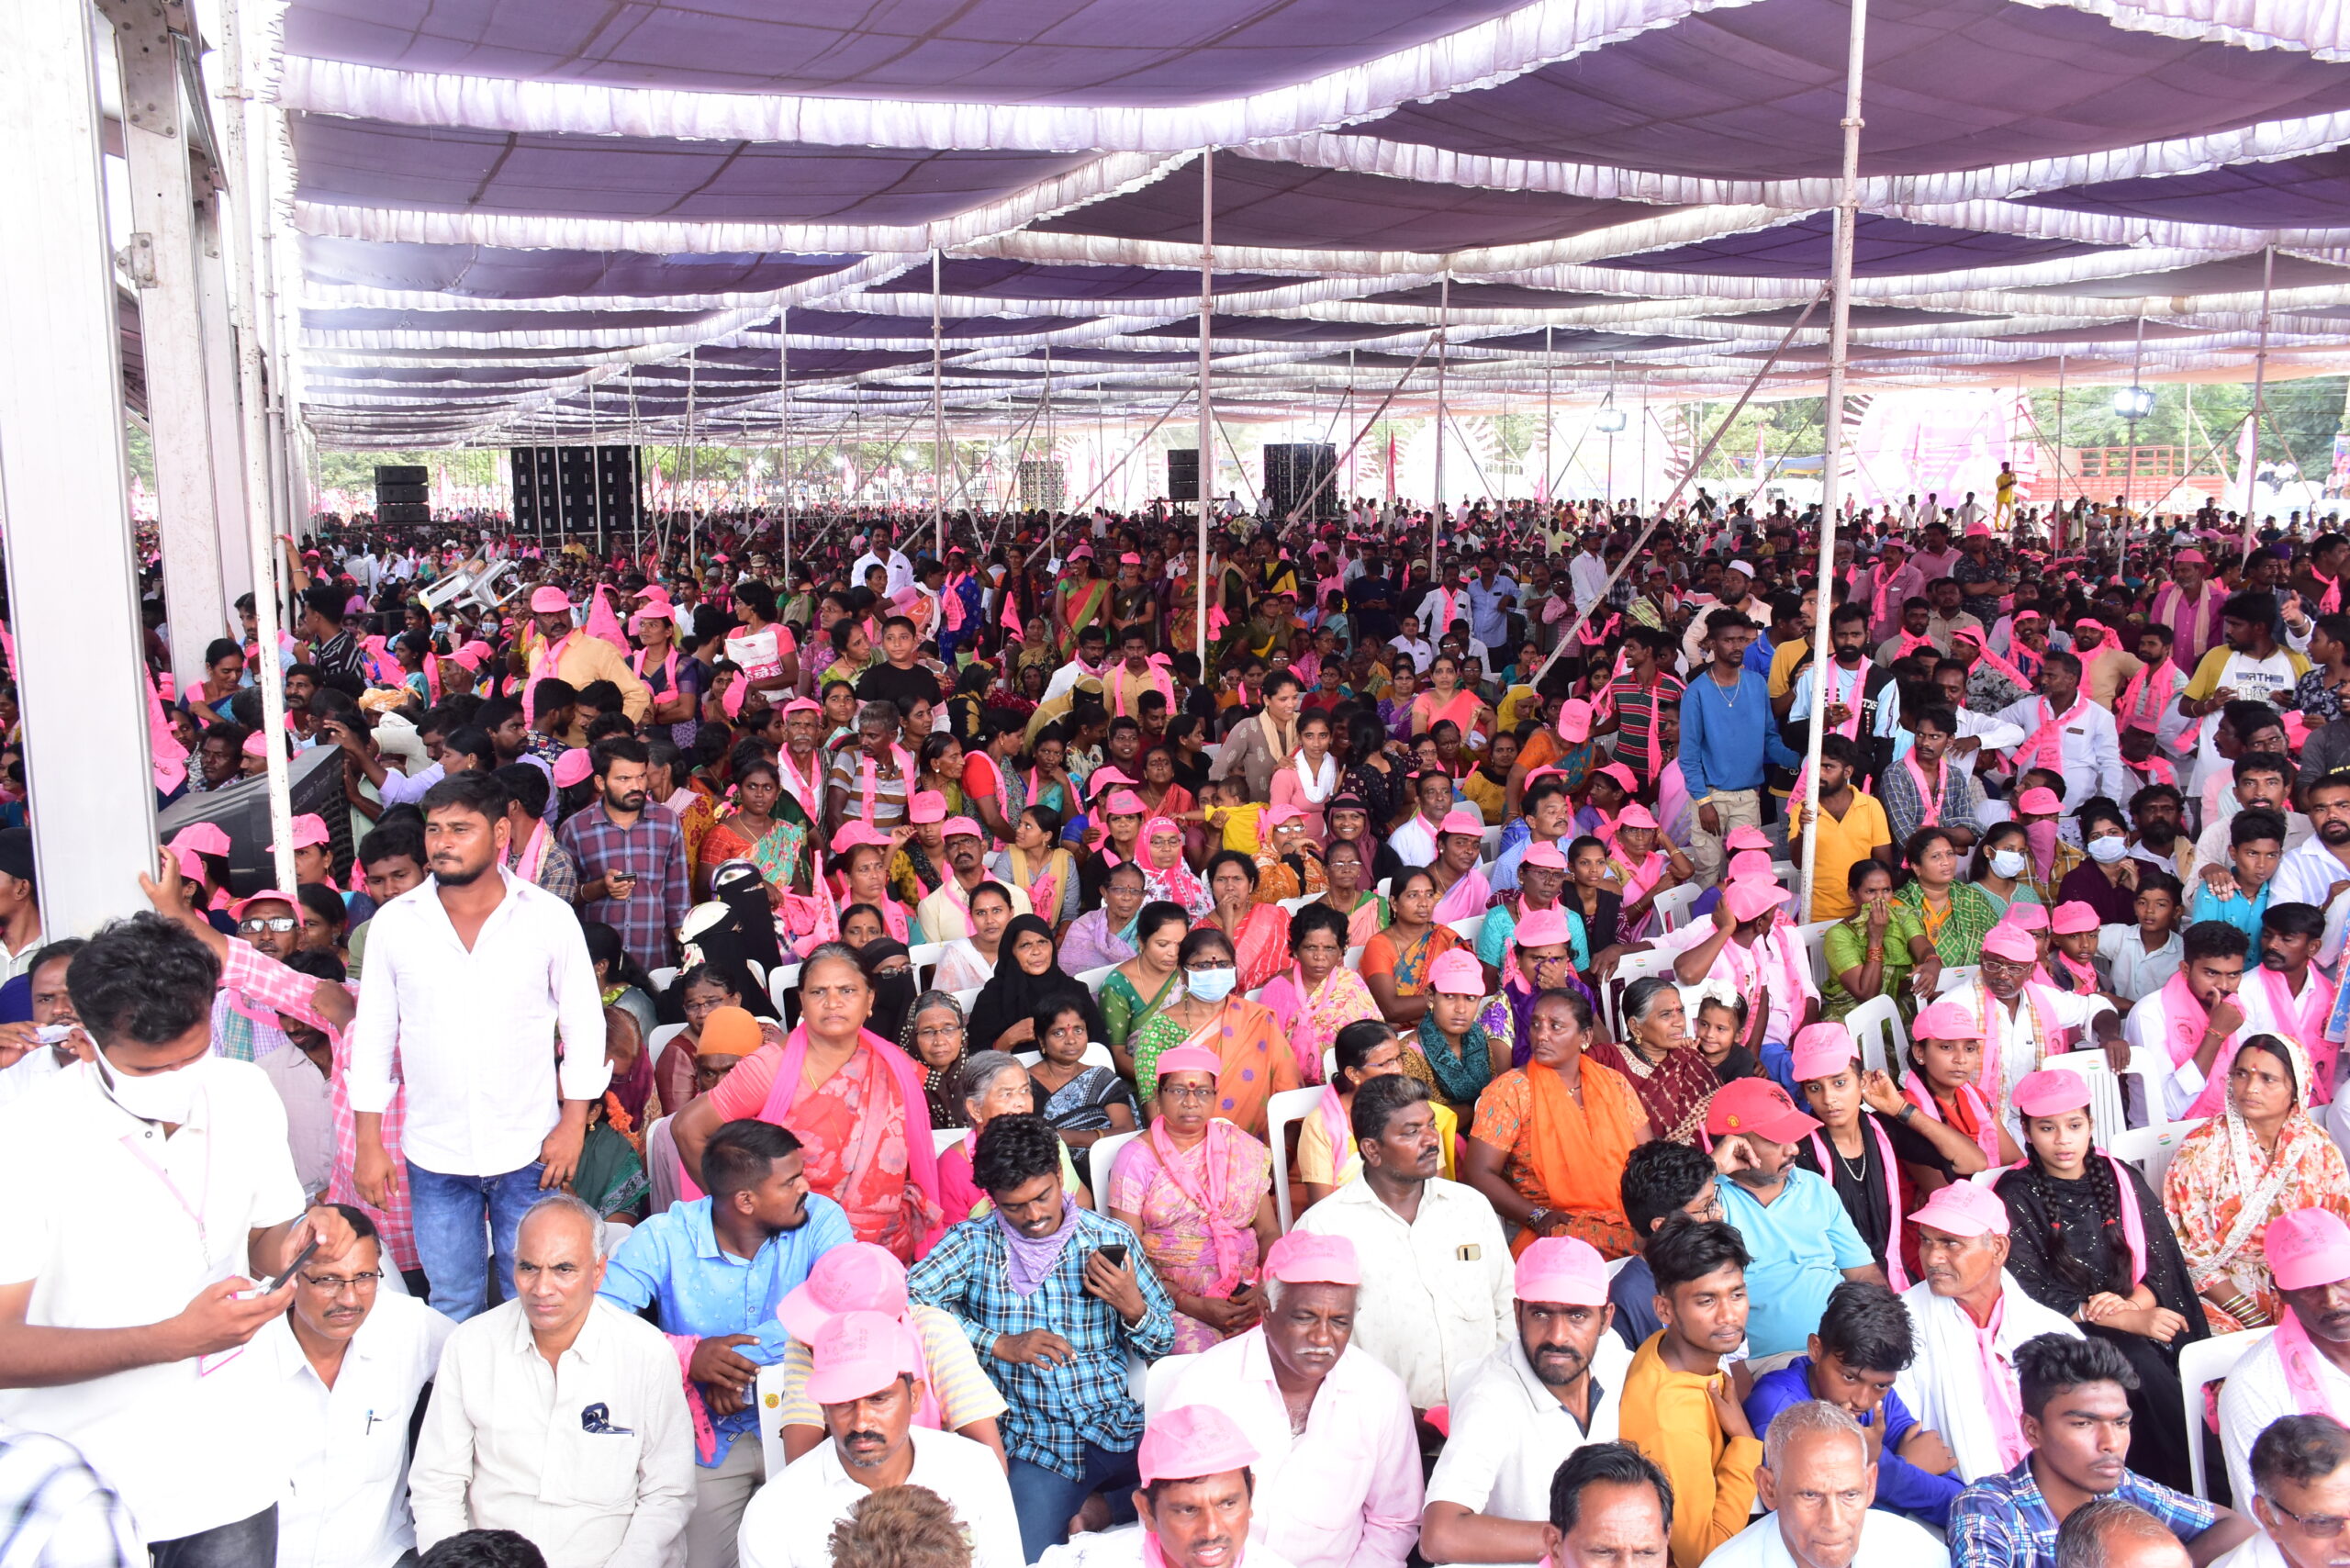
[556,801,690,972]
[1949,1457,2215,1568]
[907,1206,1174,1479]
[0,1427,141,1568]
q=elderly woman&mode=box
[651,961,781,1116]
[899,988,970,1129]
[931,880,1017,992]
[1896,825,1999,967]
[1109,1043,1281,1353]
[825,699,918,836]
[1298,1020,1460,1207]
[1252,806,1326,905]
[2165,1033,2350,1331]
[1059,858,1146,975]
[1256,902,1381,1088]
[1314,801,1388,947]
[934,1048,1093,1221]
[1129,927,1300,1135]
[1360,868,1460,1028]
[1465,987,1649,1259]
[1587,976,1721,1146]
[1029,996,1138,1159]
[964,914,1104,1056]
[1196,850,1292,993]
[1137,815,1212,919]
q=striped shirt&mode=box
[0,1426,140,1568]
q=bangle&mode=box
[1864,946,1886,961]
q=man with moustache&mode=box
[736,1311,1021,1568]
[914,817,1030,943]
[0,937,87,1110]
[1702,1079,1882,1358]
[2222,1211,2350,1508]
[2272,771,2350,913]
[1706,1401,1945,1566]
[1421,1238,1634,1567]
[1539,1444,1676,1568]
[1619,1218,1762,1568]
[556,735,689,972]
[1035,1404,1301,1568]
[2219,1415,2350,1568]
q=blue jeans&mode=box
[1008,1442,1140,1562]
[408,1159,546,1322]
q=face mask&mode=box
[96,1048,206,1125]
[1184,968,1237,1003]
[2087,836,2129,864]
[1990,849,2029,879]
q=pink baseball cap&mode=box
[1706,1077,1820,1143]
[1594,762,1639,794]
[1789,1023,1858,1084]
[1911,1182,2010,1238]
[1139,1405,1259,1485]
[1729,850,1777,880]
[2013,1069,2091,1119]
[1515,1237,1609,1306]
[528,586,572,613]
[804,1311,921,1406]
[1910,998,1982,1041]
[1964,522,1992,538]
[908,790,947,824]
[168,823,232,858]
[241,732,269,758]
[1106,790,1147,817]
[2270,1209,2350,1291]
[1725,878,1784,924]
[270,812,331,851]
[1428,947,1485,995]
[2016,787,2064,816]
[1522,842,1570,872]
[1156,1044,1222,1080]
[2004,902,2050,932]
[941,816,985,840]
[829,822,892,856]
[2174,549,2209,566]
[229,888,302,919]
[1262,1231,1360,1287]
[1726,826,1773,852]
[2050,901,2100,935]
[1981,924,2039,962]
[778,1241,910,1342]
[1438,808,1487,838]
[552,749,595,789]
[1557,699,1594,743]
[1265,805,1305,829]
[1512,908,1574,949]
[1068,543,1095,560]
[781,697,823,717]
[1614,804,1660,832]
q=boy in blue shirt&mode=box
[2188,806,2286,938]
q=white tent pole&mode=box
[1798,0,1871,920]
[2054,352,2066,551]
[2241,243,2275,557]
[1431,273,1449,581]
[780,309,791,571]
[932,248,946,563]
[1542,328,1554,507]
[1195,149,1214,661]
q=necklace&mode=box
[1831,1129,1869,1183]
[1709,666,1743,710]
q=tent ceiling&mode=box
[263,0,2350,446]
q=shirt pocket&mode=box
[543,1420,644,1507]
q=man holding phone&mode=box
[0,910,357,1565]
[556,735,689,974]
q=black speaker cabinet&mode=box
[1264,442,1337,520]
[511,446,641,537]
[1167,448,1199,502]
[1017,460,1066,510]
[374,465,427,487]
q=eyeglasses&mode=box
[1160,1082,1216,1103]
[914,1023,966,1042]
[1186,958,1236,972]
[240,916,297,934]
[301,1271,382,1294]
[2263,1498,2350,1538]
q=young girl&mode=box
[1899,997,2020,1183]
[1690,991,1758,1082]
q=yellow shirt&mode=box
[1792,788,1892,922]
[1767,637,1810,700]
[1619,1334,1762,1568]
[1296,1100,1459,1187]
[1205,802,1265,856]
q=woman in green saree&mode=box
[1100,901,1190,1079]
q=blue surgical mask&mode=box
[1184,968,1237,1003]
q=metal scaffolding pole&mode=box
[780,309,792,569]
[2241,243,2275,554]
[1796,0,1871,921]
[1431,274,1449,579]
[1194,150,1214,659]
[932,249,946,562]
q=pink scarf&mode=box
[2014,695,2088,777]
[2157,969,2242,1119]
[1904,1073,2000,1163]
[522,629,572,728]
[756,1024,940,1196]
[2318,571,2344,617]
[1145,1119,1249,1296]
[777,746,826,819]
[1105,659,1175,720]
[512,818,551,886]
[1141,815,1209,910]
[1901,752,1947,828]
[859,745,918,823]
[1315,1081,1352,1177]
[1808,1119,1910,1291]
[943,572,971,632]
[1958,630,2036,693]
[1432,865,1492,924]
[1966,979,2072,1122]
[1713,924,1809,1030]
[2120,663,2172,739]
[2052,950,2098,995]
[1971,1298,2031,1470]
[2277,1307,2350,1424]
[2261,966,2339,1106]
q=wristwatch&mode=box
[1897,1103,1917,1123]
[1526,1206,1553,1234]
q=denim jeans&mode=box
[407,1159,546,1322]
[1008,1442,1140,1563]
[150,1505,276,1568]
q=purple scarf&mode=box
[1000,1198,1081,1296]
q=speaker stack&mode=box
[1166,448,1200,502]
[510,446,641,537]
[1017,460,1066,511]
[1263,443,1337,520]
[374,464,430,525]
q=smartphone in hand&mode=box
[1095,1243,1128,1271]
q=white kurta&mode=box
[1891,1275,2080,1484]
[1704,1510,1945,1567]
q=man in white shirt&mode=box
[1043,623,1113,706]
[2220,1209,2350,1509]
[737,1310,1022,1568]
[1034,1404,1301,1568]
[264,1205,454,1568]
[1164,1233,1422,1568]
[2266,767,2350,910]
[1705,1401,1942,1566]
[1992,652,2132,813]
[2124,922,2255,1122]
[348,771,610,1323]
[1567,534,1612,618]
[1422,1238,1634,1568]
[1292,1074,1511,1410]
[1389,614,1435,675]
[849,536,914,601]
[2220,1410,2350,1568]
[409,1196,693,1567]
[0,913,359,1562]
[2190,752,2314,890]
[1386,781,1462,871]
[0,938,87,1112]
[1942,924,2120,1133]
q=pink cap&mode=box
[2051,901,2100,935]
[1091,767,1135,791]
[1139,1405,1260,1485]
[1981,924,2039,962]
[229,887,302,919]
[528,586,572,613]
[1910,998,1983,1041]
[1156,1044,1222,1080]
[1790,1023,1858,1084]
[1068,543,1095,560]
[781,697,823,717]
[2016,787,2064,816]
[941,816,985,840]
[1428,947,1485,995]
[908,790,947,824]
[1594,762,1639,794]
[552,749,594,789]
[1119,552,1143,566]
[2013,1069,2091,1119]
[1729,849,1777,880]
[1262,1231,1361,1287]
[1725,879,1784,923]
[1706,1077,1820,1142]
[1512,908,1574,948]
[1438,808,1487,838]
[1515,1236,1610,1306]
[2004,902,2050,932]
[1726,826,1773,852]
[1106,790,1147,817]
[168,823,232,857]
[2270,1209,2350,1291]
[2174,549,2209,566]
[1265,805,1305,829]
[1558,699,1594,743]
[1964,522,1992,538]
[270,812,331,851]
[242,732,269,758]
[830,822,892,856]
[778,1241,909,1343]
[448,643,487,670]
[804,1310,921,1406]
[1522,842,1570,871]
[1911,1182,2010,1238]
[1614,804,1660,832]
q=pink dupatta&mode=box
[1807,1118,1910,1291]
[1143,1118,1250,1295]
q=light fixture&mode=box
[2112,385,2154,421]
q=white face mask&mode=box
[1990,849,2029,879]
[1184,968,1237,1004]
[2087,836,2130,864]
[96,1049,206,1125]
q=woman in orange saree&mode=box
[1464,987,1649,1258]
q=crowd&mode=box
[12,484,2350,1568]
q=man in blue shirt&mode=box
[1745,1281,1964,1529]
[1465,554,1518,650]
[600,1118,853,1566]
[1703,1080,1879,1358]
[1680,604,1801,885]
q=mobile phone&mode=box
[265,1236,321,1294]
[1095,1243,1128,1270]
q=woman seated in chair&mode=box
[1587,975,1719,1146]
[1299,1020,1457,1208]
[1028,997,1137,1161]
[1464,987,1648,1260]
[1257,903,1380,1089]
[1821,859,1941,1025]
[933,1048,1092,1221]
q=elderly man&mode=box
[1422,1238,1634,1567]
[1706,1401,1944,1565]
[2221,1415,2350,1568]
[736,1311,1021,1568]
[1035,1404,1300,1568]
[907,1113,1174,1562]
[264,1204,455,1568]
[0,936,86,1111]
[409,1196,694,1567]
[825,701,919,839]
[1292,1072,1511,1411]
[1164,1232,1420,1568]
[599,1121,855,1568]
[1950,1334,2249,1567]
[1541,1443,1676,1568]
[1700,1079,1881,1357]
[2058,1501,2198,1567]
[519,586,651,732]
[1942,923,2121,1134]
[2221,1209,2350,1507]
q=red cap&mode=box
[1705,1078,1819,1143]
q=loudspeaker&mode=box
[377,503,431,524]
[1017,460,1065,510]
[1264,442,1337,520]
[374,465,427,487]
[158,745,357,896]
[511,446,640,537]
[375,482,429,506]
[1167,448,1199,502]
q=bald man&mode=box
[1706,1401,1942,1565]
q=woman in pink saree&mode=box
[1427,807,1493,925]
[1605,804,1695,941]
[1256,903,1381,1086]
[1196,850,1292,993]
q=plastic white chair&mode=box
[1606,1255,1634,1280]
[1602,948,1683,1040]
[1266,1084,1326,1233]
[933,1126,966,1156]
[1446,912,1488,946]
[2183,1328,2266,1500]
[648,965,679,995]
[647,1021,690,1059]
[1374,878,1392,899]
[1843,994,1906,1081]
[767,964,806,1018]
[1343,945,1365,972]
[1797,920,1837,984]
[1651,883,1701,934]
[2038,1047,2165,1149]
[1016,1042,1115,1072]
[1278,894,1315,913]
[951,984,984,1014]
[1931,965,1979,996]
[1480,826,1504,864]
[1143,1350,1202,1420]
[1074,963,1118,995]
[1091,1127,1143,1197]
[905,941,949,971]
[754,1361,797,1480]
[2107,1117,2207,1196]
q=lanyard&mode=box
[114,1092,213,1254]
